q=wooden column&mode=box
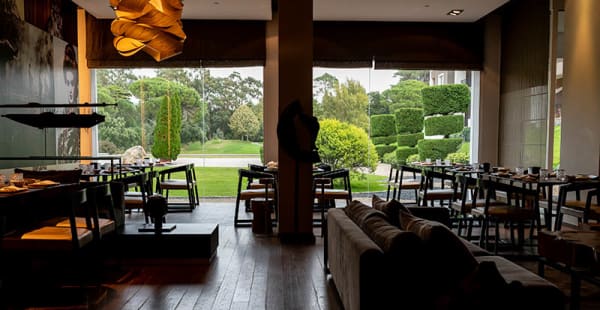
[267,0,314,243]
[77,8,93,160]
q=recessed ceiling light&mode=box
[447,9,464,16]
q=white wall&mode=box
[561,0,600,175]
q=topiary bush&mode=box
[375,144,397,159]
[396,146,418,164]
[421,84,470,116]
[372,135,397,146]
[316,119,379,171]
[394,108,424,134]
[417,138,462,161]
[397,132,424,147]
[406,153,420,163]
[446,152,470,164]
[463,126,471,142]
[424,115,464,137]
[152,92,182,160]
[370,114,396,137]
[382,151,401,167]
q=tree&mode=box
[229,104,260,140]
[382,79,428,113]
[316,119,379,171]
[368,91,388,115]
[152,91,182,160]
[393,70,430,82]
[322,79,370,131]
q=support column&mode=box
[266,0,314,243]
[77,8,93,160]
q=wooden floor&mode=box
[3,197,600,309]
[99,198,342,310]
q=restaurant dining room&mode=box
[2,0,600,309]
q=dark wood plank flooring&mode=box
[3,197,600,309]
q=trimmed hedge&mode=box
[375,144,397,159]
[372,135,397,145]
[463,126,471,142]
[396,146,418,164]
[417,138,462,161]
[422,84,470,116]
[394,108,424,134]
[371,114,396,137]
[397,132,424,147]
[424,115,464,136]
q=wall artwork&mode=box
[0,0,78,167]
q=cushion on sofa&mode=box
[361,215,421,256]
[344,200,388,227]
[399,210,479,288]
[372,194,410,227]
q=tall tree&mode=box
[152,91,182,160]
[368,91,388,115]
[393,70,430,82]
[229,104,260,140]
[382,79,428,113]
[322,79,370,131]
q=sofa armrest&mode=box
[327,208,384,310]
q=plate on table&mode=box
[0,185,28,193]
[27,180,59,188]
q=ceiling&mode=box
[72,0,509,22]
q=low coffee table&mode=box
[116,223,219,262]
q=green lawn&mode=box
[553,125,561,169]
[159,166,387,198]
[181,140,261,154]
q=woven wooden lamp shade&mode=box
[110,0,186,62]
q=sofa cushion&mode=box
[399,210,478,288]
[372,194,410,227]
[344,200,388,227]
[361,215,421,256]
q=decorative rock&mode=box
[121,145,147,164]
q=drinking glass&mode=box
[444,159,452,166]
[515,167,524,175]
[435,159,442,166]
[10,172,24,187]
[539,168,549,180]
[556,169,566,181]
[425,158,432,164]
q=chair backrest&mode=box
[14,168,82,184]
[480,177,539,211]
[316,168,352,199]
[423,169,456,190]
[237,168,274,192]
[557,181,600,206]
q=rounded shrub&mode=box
[394,108,424,134]
[446,152,470,164]
[375,144,397,159]
[370,114,396,137]
[424,115,464,137]
[397,132,424,148]
[417,138,462,161]
[372,135,397,145]
[396,146,418,164]
[406,153,420,163]
[316,119,379,171]
[422,84,470,116]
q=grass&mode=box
[553,125,561,169]
[157,166,388,198]
[181,140,261,155]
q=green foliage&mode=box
[382,151,401,167]
[393,70,430,82]
[446,152,470,164]
[316,119,379,171]
[368,91,389,115]
[229,104,260,140]
[397,132,424,147]
[424,115,464,137]
[99,140,120,154]
[383,79,428,112]
[375,144,397,159]
[321,79,370,131]
[463,126,471,142]
[406,154,420,163]
[152,92,182,160]
[422,84,470,116]
[394,108,424,134]
[99,113,140,153]
[370,114,396,137]
[372,135,397,145]
[417,138,462,161]
[396,146,418,164]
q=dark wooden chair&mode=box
[234,168,277,227]
[418,169,457,207]
[313,168,352,233]
[156,164,197,212]
[555,181,600,230]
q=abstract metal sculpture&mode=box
[110,0,186,62]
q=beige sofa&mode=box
[325,197,565,310]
